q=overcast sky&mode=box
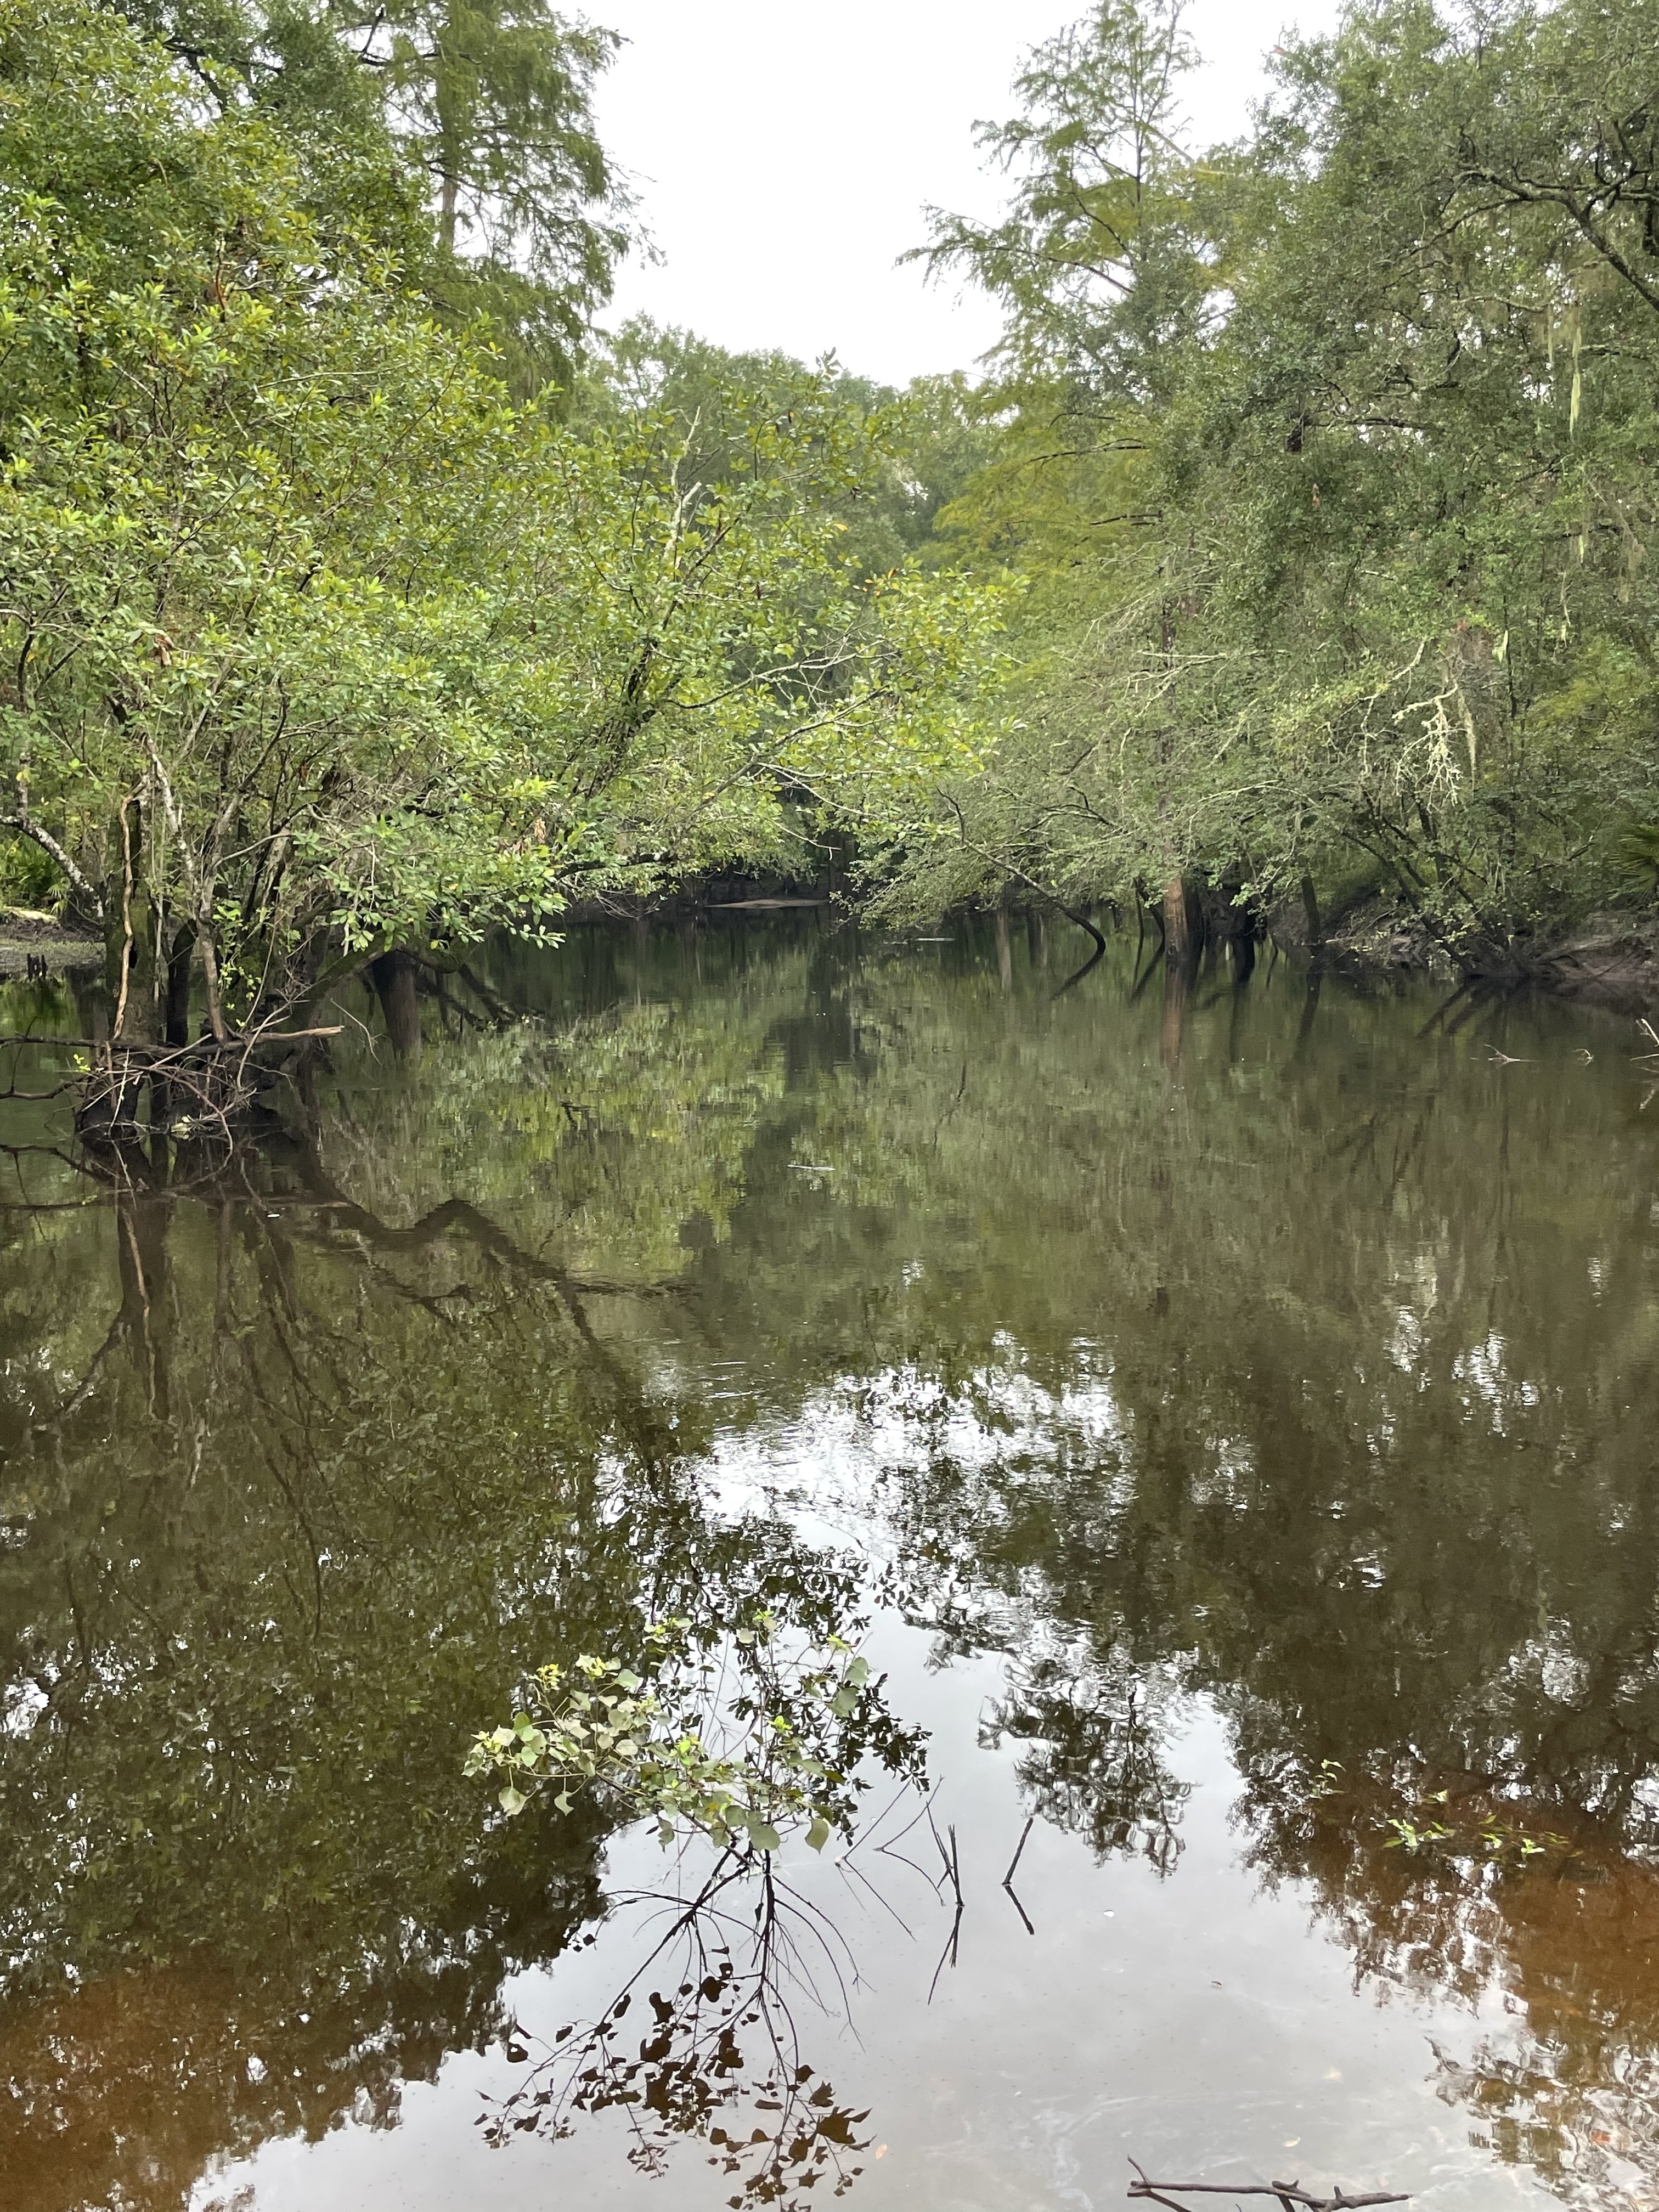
[589,0,1347,387]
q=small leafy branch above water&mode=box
[470,1604,930,2207]
[1295,1761,1577,1871]
[1381,1793,1571,1868]
[465,1613,927,1854]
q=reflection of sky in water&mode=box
[196,1367,1558,2212]
[193,1622,1549,2212]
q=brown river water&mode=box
[3,917,1658,2212]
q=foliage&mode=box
[0,1,1005,1056]
[894,0,1659,964]
[0,0,565,1038]
[464,1620,918,1851]
[117,0,627,386]
[579,321,1005,577]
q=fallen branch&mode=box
[0,1028,341,1058]
[1128,2162,1408,2212]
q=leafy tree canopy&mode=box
[890,0,1659,967]
[0,0,1006,1064]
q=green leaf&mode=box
[806,1815,832,1853]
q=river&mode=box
[3,916,1657,2212]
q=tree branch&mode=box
[0,815,104,923]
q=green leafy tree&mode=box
[117,0,629,387]
[894,0,1659,969]
[338,0,628,386]
[0,1,1005,1079]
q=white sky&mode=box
[589,0,1346,387]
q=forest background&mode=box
[4,0,1659,1049]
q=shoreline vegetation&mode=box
[6,0,1659,1116]
[19,887,1659,1049]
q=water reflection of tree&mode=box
[11,926,1659,2211]
[983,1650,1189,1875]
[693,937,1659,2210]
[0,1119,882,2211]
[488,1854,876,2208]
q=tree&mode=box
[118,0,629,388]
[0,1,1005,1109]
[580,321,1003,576]
[905,0,1226,954]
[893,0,1659,971]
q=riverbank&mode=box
[0,909,101,977]
[1263,889,1659,1012]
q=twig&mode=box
[1001,1814,1036,1934]
[1127,2160,1408,2211]
[926,1815,964,2002]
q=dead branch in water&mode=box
[1001,1813,1036,1934]
[0,1025,343,1146]
[926,1808,964,2001]
[1127,2162,1408,2212]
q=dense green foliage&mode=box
[890,0,1659,967]
[0,0,1002,1056]
[119,0,628,386]
[10,0,1659,1040]
[465,1629,910,1850]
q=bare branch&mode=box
[1127,2162,1409,2212]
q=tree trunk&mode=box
[1300,873,1324,951]
[1161,874,1192,968]
[109,799,157,1045]
[436,5,463,256]
[1026,907,1047,970]
[164,922,194,1047]
[1160,955,1189,1072]
[370,950,422,1061]
[115,1184,176,1420]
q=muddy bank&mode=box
[1267,890,1659,1012]
[0,909,101,977]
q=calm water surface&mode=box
[4,920,1658,2212]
